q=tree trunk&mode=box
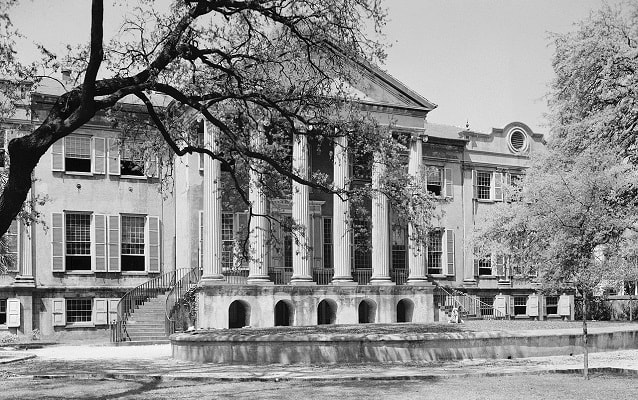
[582,295,589,380]
[630,296,634,322]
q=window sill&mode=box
[65,323,95,328]
[120,175,147,180]
[476,199,495,203]
[479,275,497,279]
[64,171,94,177]
[65,271,94,275]
[121,271,149,276]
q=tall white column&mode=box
[201,121,224,282]
[290,132,314,285]
[247,128,271,284]
[407,135,428,285]
[332,135,354,284]
[14,216,34,286]
[370,152,393,285]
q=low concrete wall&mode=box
[171,326,638,365]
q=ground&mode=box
[1,320,637,399]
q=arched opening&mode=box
[228,300,250,329]
[317,299,337,325]
[274,300,293,326]
[358,299,377,324]
[396,299,414,323]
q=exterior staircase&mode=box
[124,294,169,342]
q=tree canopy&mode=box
[0,0,437,240]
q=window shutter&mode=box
[6,219,19,272]
[527,295,539,317]
[93,214,107,272]
[473,257,479,277]
[493,172,503,201]
[146,216,160,273]
[445,229,454,275]
[92,137,106,174]
[444,168,453,198]
[52,298,66,326]
[107,215,121,272]
[508,296,515,317]
[51,213,65,272]
[495,255,505,277]
[51,138,65,172]
[7,298,20,328]
[472,170,477,199]
[107,138,120,175]
[198,210,204,270]
[93,298,108,325]
[146,157,159,178]
[108,298,120,324]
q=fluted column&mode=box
[247,128,271,284]
[290,132,314,285]
[407,135,428,285]
[14,211,34,286]
[332,135,354,284]
[201,121,224,282]
[370,151,393,285]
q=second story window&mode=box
[64,135,92,173]
[121,215,145,271]
[120,147,145,177]
[426,166,443,196]
[65,213,91,271]
[476,171,491,200]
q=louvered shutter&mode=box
[107,138,120,175]
[445,229,454,275]
[527,295,539,317]
[107,215,120,272]
[7,298,20,327]
[444,168,453,198]
[93,137,106,174]
[93,214,107,272]
[51,138,65,172]
[52,298,66,326]
[493,172,503,201]
[145,216,160,273]
[93,298,108,325]
[495,255,505,277]
[51,213,65,272]
[6,220,19,272]
[472,170,477,199]
[108,298,120,324]
[473,258,479,277]
[146,157,159,178]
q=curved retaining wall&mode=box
[171,326,638,365]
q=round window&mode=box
[507,128,529,154]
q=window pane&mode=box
[65,136,91,159]
[427,230,443,274]
[66,298,92,323]
[477,171,491,199]
[323,218,332,269]
[221,213,234,270]
[121,216,145,255]
[65,213,91,271]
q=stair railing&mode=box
[165,267,202,335]
[433,283,506,320]
[110,268,192,342]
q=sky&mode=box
[9,0,622,134]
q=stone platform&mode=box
[171,324,638,365]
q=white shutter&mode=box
[472,170,477,199]
[108,298,120,324]
[93,214,107,272]
[445,229,454,276]
[145,157,159,178]
[6,219,19,272]
[145,216,160,273]
[51,138,65,172]
[52,298,66,326]
[107,215,121,272]
[51,213,65,272]
[493,172,503,201]
[107,138,120,175]
[444,168,453,198]
[527,295,539,317]
[93,298,108,325]
[93,137,106,174]
[7,298,20,328]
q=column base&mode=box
[290,276,316,286]
[407,278,430,286]
[199,275,226,287]
[331,278,357,286]
[369,277,395,286]
[13,276,35,287]
[246,275,273,285]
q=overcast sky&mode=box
[10,0,620,134]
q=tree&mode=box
[0,0,437,242]
[549,2,638,158]
[473,146,638,379]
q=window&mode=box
[507,127,529,154]
[66,298,92,323]
[64,135,92,173]
[121,215,145,271]
[222,213,234,270]
[65,213,91,271]
[120,146,145,177]
[3,220,19,272]
[0,299,5,325]
[426,166,443,196]
[282,216,293,270]
[427,230,443,274]
[323,218,333,269]
[476,171,491,200]
[546,296,559,315]
[478,256,493,276]
[353,219,371,269]
[513,296,527,316]
[351,151,372,181]
[392,227,406,270]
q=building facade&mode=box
[0,67,574,339]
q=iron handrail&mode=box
[165,267,202,335]
[433,283,506,319]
